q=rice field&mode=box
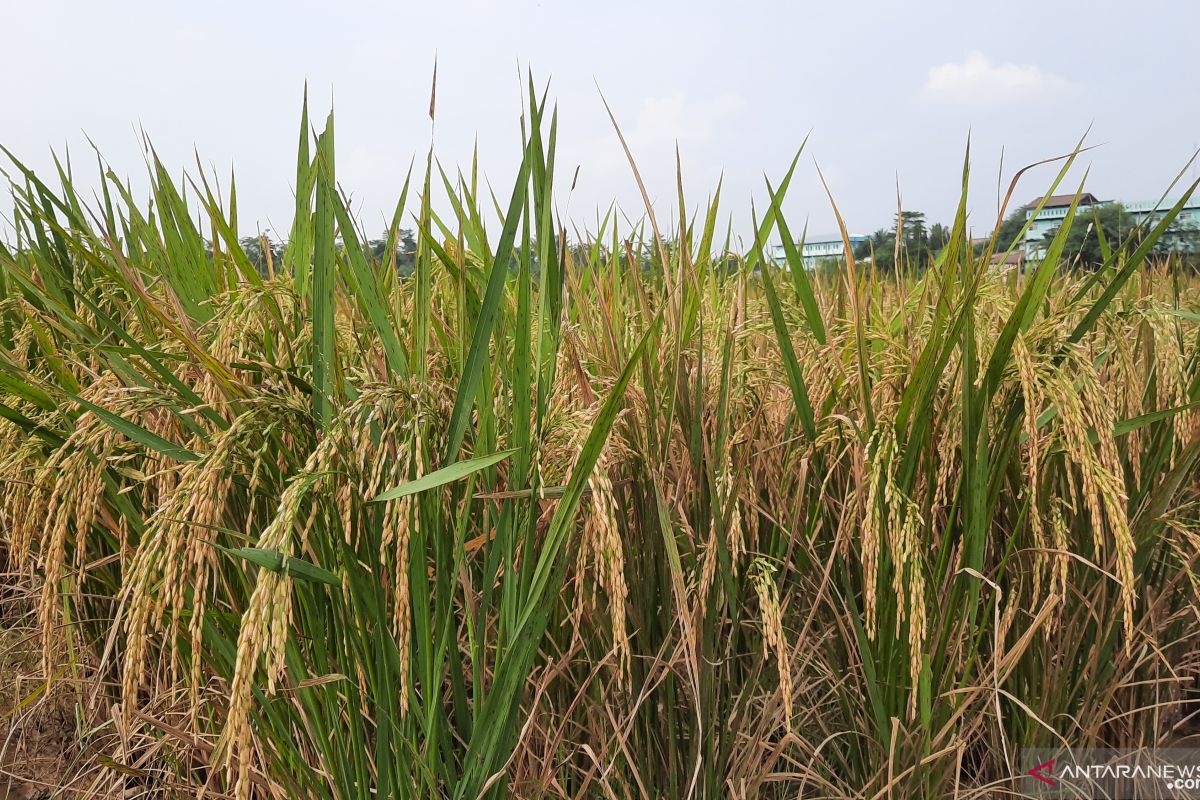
[2,86,1200,798]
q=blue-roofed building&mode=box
[771,234,870,270]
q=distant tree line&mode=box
[236,229,418,276]
[843,203,1200,273]
[851,211,950,272]
[227,206,1200,281]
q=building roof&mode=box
[797,234,868,245]
[989,249,1024,266]
[1123,197,1200,213]
[771,234,869,251]
[1024,193,1101,210]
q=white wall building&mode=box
[770,234,869,269]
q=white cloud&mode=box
[629,92,746,146]
[564,91,745,192]
[921,51,1076,104]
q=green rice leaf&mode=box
[372,449,517,502]
[215,544,339,586]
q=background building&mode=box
[771,234,869,269]
[1024,193,1200,260]
[1122,197,1200,230]
[1023,193,1101,259]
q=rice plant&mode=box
[2,80,1200,798]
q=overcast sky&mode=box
[4,0,1198,245]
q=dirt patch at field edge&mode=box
[0,625,80,799]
